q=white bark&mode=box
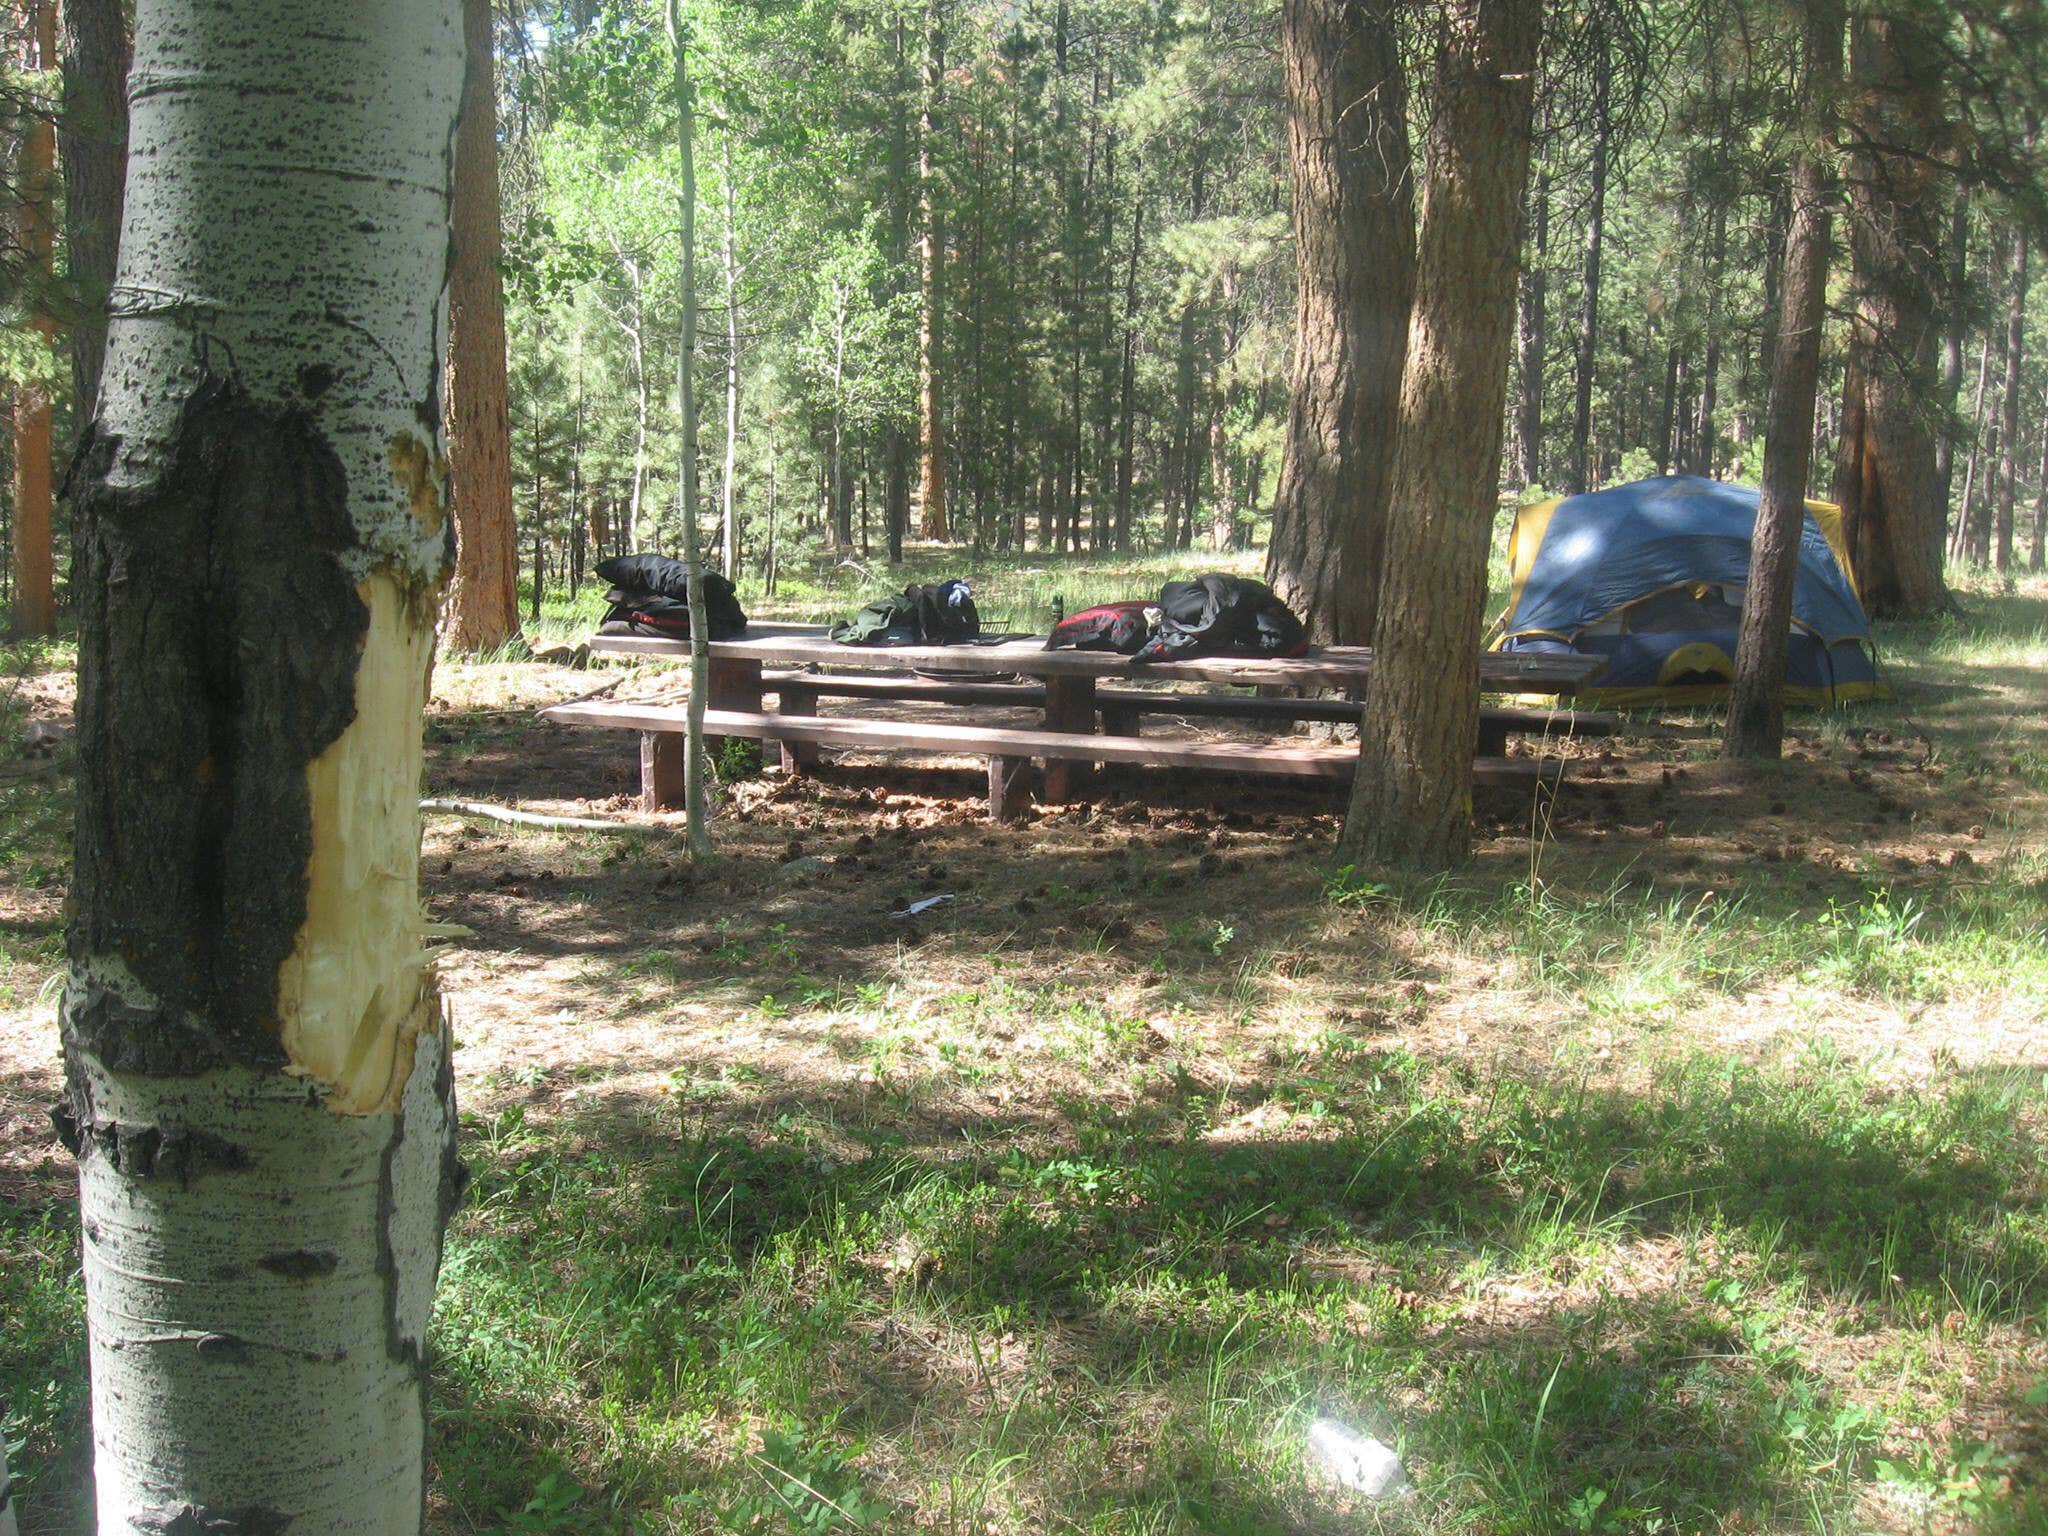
[720,144,742,580]
[626,256,651,553]
[1,1433,17,1536]
[69,2,463,1531]
[668,0,713,860]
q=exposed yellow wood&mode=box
[277,572,439,1115]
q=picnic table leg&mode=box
[705,655,764,766]
[772,681,824,774]
[987,754,1032,822]
[1041,674,1097,802]
[640,731,685,812]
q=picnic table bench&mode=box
[549,625,1609,819]
[540,700,1568,821]
[757,670,1619,755]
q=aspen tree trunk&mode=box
[1513,162,1549,489]
[58,3,462,1530]
[1265,0,1415,646]
[1934,192,1969,514]
[1657,343,1679,471]
[12,0,57,638]
[2031,409,2047,571]
[1693,207,1727,475]
[444,0,521,654]
[1954,330,1993,562]
[1342,0,1538,870]
[828,290,851,551]
[0,1435,14,1536]
[61,0,130,425]
[1567,28,1611,497]
[1726,0,1842,759]
[1994,224,2027,571]
[626,258,650,550]
[720,143,741,579]
[1113,194,1141,552]
[1832,13,1951,615]
[915,0,949,541]
[765,438,779,594]
[668,0,712,861]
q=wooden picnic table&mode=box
[572,625,1608,809]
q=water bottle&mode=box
[1306,1418,1410,1496]
[1050,593,1065,629]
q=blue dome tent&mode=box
[1492,476,1886,708]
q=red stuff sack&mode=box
[1045,601,1155,655]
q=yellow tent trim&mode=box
[1503,496,1561,621]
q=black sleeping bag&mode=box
[1134,574,1309,662]
[594,554,748,640]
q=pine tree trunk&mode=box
[1567,32,1611,497]
[60,4,463,1528]
[1342,0,1539,870]
[1830,12,1952,616]
[1265,0,1415,646]
[443,0,521,654]
[668,0,712,861]
[1726,0,1843,759]
[61,0,129,426]
[915,0,949,542]
[11,0,57,638]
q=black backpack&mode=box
[1134,574,1309,663]
[832,579,981,646]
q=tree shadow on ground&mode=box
[420,1032,2048,1531]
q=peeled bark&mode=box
[1342,0,1539,870]
[1265,0,1415,646]
[1831,13,1952,616]
[61,0,130,425]
[443,0,521,654]
[60,3,463,1530]
[1727,0,1842,759]
[12,0,57,638]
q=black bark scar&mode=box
[64,378,367,1081]
[132,1503,294,1534]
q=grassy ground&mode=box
[3,556,2045,1534]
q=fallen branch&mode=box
[419,797,642,833]
[537,669,639,716]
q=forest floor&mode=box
[4,555,2047,1535]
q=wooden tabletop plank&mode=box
[587,627,1605,692]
